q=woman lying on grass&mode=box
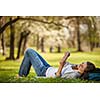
[18,48,96,79]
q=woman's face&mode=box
[78,62,87,74]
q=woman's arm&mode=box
[55,51,70,77]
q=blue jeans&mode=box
[19,48,51,76]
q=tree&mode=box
[8,17,15,60]
[16,30,30,59]
[0,16,19,35]
[36,34,40,50]
[40,36,45,52]
[95,17,100,47]
[76,17,83,51]
[85,17,97,51]
[1,16,99,58]
[1,32,5,55]
[21,30,30,55]
[16,31,24,59]
[0,17,6,55]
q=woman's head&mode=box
[84,61,96,72]
[78,61,96,74]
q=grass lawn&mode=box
[0,48,100,83]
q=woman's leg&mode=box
[18,51,31,77]
[35,50,50,67]
[19,48,51,77]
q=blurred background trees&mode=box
[0,16,100,60]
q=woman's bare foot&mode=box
[16,74,23,79]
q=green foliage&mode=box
[0,48,100,83]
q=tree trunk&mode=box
[16,30,30,59]
[76,17,82,52]
[21,36,28,55]
[1,33,6,55]
[49,46,53,53]
[40,37,45,52]
[57,44,61,53]
[8,18,15,60]
[0,17,6,55]
[16,33,23,59]
[89,40,95,51]
[36,34,40,50]
[88,20,95,51]
[33,34,36,47]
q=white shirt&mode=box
[46,62,81,79]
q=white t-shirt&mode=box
[45,62,81,79]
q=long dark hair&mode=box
[85,61,96,72]
[80,62,96,80]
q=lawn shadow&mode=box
[0,59,6,63]
[0,68,15,71]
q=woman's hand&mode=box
[55,72,61,77]
[59,51,70,66]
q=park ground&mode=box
[0,48,100,83]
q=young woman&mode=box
[18,48,95,79]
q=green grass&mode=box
[0,48,100,83]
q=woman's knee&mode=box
[25,48,35,54]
